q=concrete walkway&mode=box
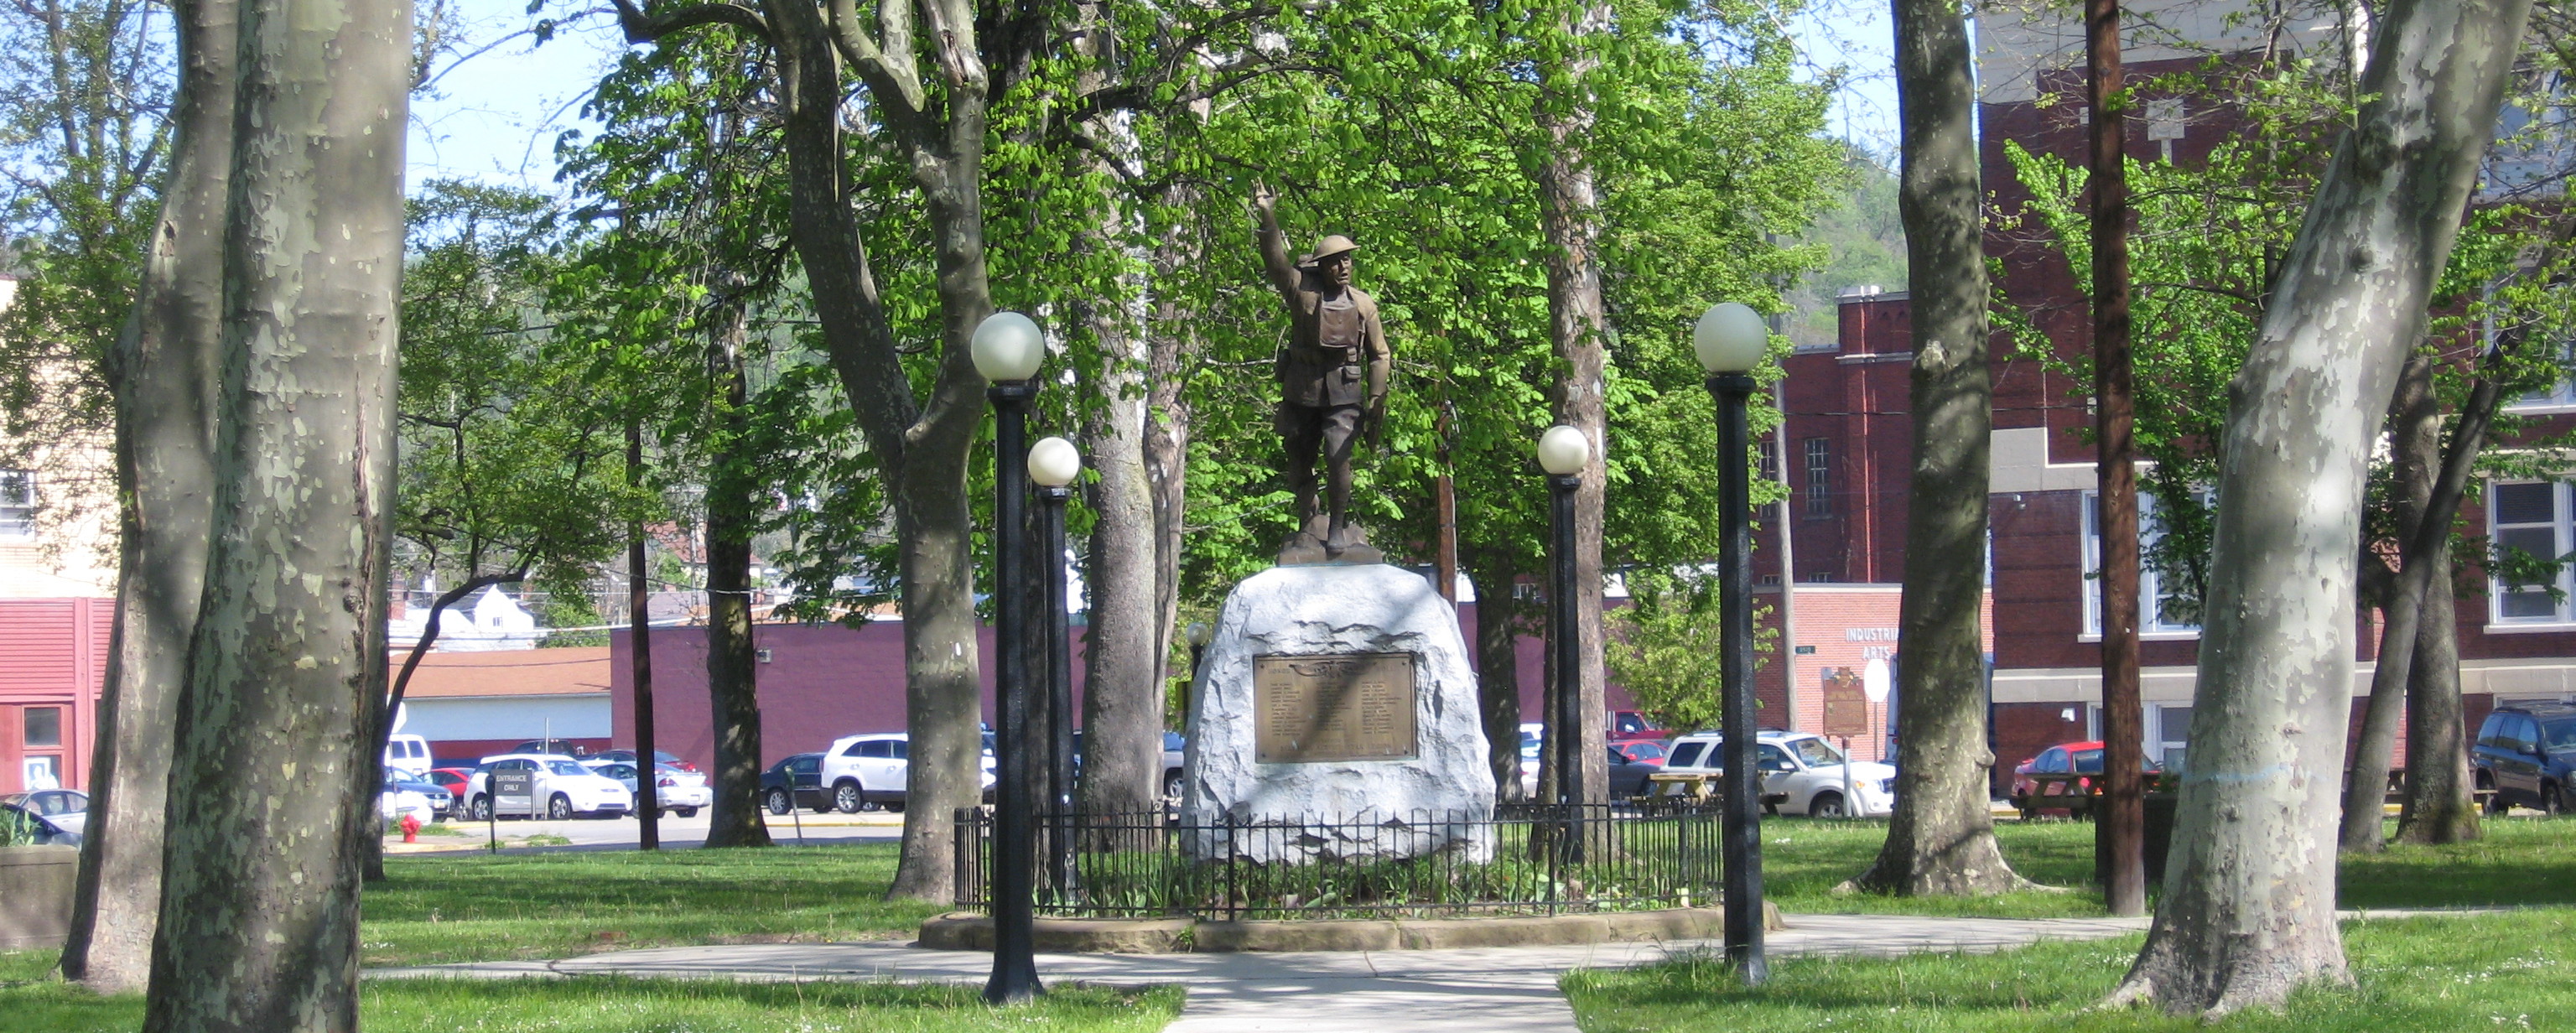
[372,913,2152,1031]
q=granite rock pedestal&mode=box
[1181,563,1493,864]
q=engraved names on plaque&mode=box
[1254,652,1418,763]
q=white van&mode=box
[383,734,433,779]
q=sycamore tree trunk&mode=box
[1072,34,1161,820]
[2106,0,2532,1014]
[2397,541,2479,843]
[1467,548,1528,804]
[59,0,231,993]
[1534,0,1610,805]
[140,0,405,1023]
[1143,182,1201,725]
[702,294,771,849]
[2343,354,2437,852]
[1857,0,2021,895]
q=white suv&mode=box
[467,754,634,821]
[819,733,998,813]
[1663,730,1898,818]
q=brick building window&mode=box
[2084,491,2201,636]
[1757,439,1778,485]
[2490,480,2575,623]
[0,470,31,539]
[1803,438,1831,518]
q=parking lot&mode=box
[395,809,905,853]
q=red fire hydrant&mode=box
[399,812,422,844]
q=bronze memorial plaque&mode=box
[1254,652,1418,763]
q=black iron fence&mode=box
[953,802,1720,919]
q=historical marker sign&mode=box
[1820,667,1868,737]
[1254,652,1418,763]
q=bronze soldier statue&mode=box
[1255,188,1389,564]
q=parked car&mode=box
[379,786,435,825]
[466,754,633,820]
[1068,730,1188,800]
[1612,740,1670,766]
[1607,710,1671,744]
[592,749,697,773]
[382,771,452,820]
[425,767,475,802]
[2473,702,2576,815]
[1,800,80,845]
[589,761,711,818]
[762,753,833,814]
[506,739,596,758]
[1605,745,1661,798]
[819,733,997,813]
[1519,723,1544,797]
[2007,741,2163,819]
[382,734,434,779]
[1663,730,1898,817]
[0,788,87,835]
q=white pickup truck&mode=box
[1662,730,1897,818]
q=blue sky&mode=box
[404,0,1901,192]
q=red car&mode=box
[1607,710,1670,744]
[2009,741,2162,818]
[1611,740,1670,766]
[425,767,475,802]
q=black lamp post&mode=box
[973,311,1046,1004]
[1535,425,1590,842]
[1029,435,1082,905]
[1696,300,1772,984]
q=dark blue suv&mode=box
[2472,703,2576,815]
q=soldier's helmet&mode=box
[1301,235,1360,266]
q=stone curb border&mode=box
[917,902,1786,953]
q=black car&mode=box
[594,749,695,771]
[1607,745,1661,799]
[761,753,832,814]
[506,739,594,758]
[2473,702,2576,814]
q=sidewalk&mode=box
[371,912,2153,1031]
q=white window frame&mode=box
[2082,490,2202,640]
[0,470,33,540]
[2486,478,2576,628]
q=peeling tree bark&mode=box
[1534,0,1610,805]
[1142,184,1201,732]
[1071,27,1161,821]
[2397,540,2479,844]
[1857,0,2023,896]
[58,0,231,994]
[2342,353,2436,853]
[2106,0,2532,1014]
[139,0,405,1022]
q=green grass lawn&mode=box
[361,843,947,966]
[1564,909,2576,1031]
[1,971,1180,1032]
[1765,813,2576,917]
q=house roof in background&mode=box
[404,646,611,698]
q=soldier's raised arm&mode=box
[1252,184,1301,305]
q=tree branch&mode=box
[608,0,771,45]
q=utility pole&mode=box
[2089,0,2148,916]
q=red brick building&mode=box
[1743,3,2576,782]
